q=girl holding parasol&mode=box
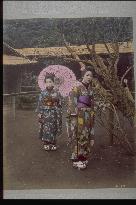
[36,73,62,151]
[36,64,77,151]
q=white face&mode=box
[82,71,93,84]
[45,78,54,88]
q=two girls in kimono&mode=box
[36,68,95,170]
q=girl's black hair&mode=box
[79,66,93,81]
[44,73,55,82]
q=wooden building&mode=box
[3,41,134,94]
[3,43,39,94]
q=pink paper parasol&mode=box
[38,65,77,97]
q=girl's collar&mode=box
[82,81,90,89]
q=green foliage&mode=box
[3,17,133,48]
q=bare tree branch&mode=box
[103,43,114,58]
[4,42,37,64]
[121,66,132,85]
[62,34,85,69]
[63,57,95,67]
[62,32,135,126]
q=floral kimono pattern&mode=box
[36,87,62,145]
[67,82,95,161]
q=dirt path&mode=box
[3,107,136,190]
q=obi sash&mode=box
[42,97,59,107]
[77,95,92,108]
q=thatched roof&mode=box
[3,55,37,65]
[15,41,133,57]
[3,41,133,65]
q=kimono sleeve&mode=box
[35,92,43,114]
[90,90,95,140]
[67,86,79,116]
[56,91,63,135]
[91,90,95,110]
[57,91,63,108]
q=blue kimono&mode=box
[36,87,62,144]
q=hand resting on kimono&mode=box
[90,139,94,147]
[70,113,77,117]
[38,113,42,118]
[66,111,77,119]
[38,113,44,124]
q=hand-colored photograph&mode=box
[3,1,136,199]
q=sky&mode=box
[3,1,136,19]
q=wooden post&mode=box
[108,107,114,146]
[134,111,136,128]
[12,95,16,120]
